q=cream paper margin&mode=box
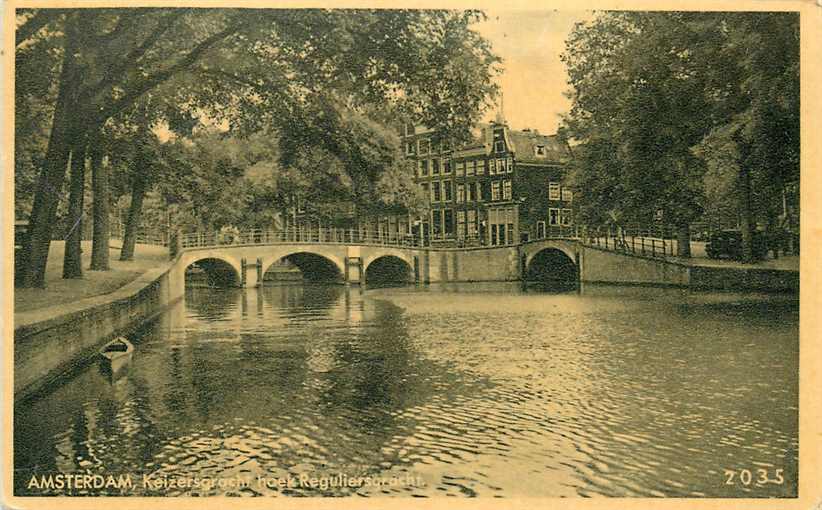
[1,1,819,509]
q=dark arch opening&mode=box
[185,258,240,288]
[365,256,413,287]
[525,249,578,289]
[264,252,343,284]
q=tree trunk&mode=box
[739,165,754,263]
[676,222,691,258]
[62,137,87,278]
[89,137,110,270]
[18,16,81,287]
[120,171,148,261]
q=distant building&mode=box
[403,120,573,246]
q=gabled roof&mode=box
[507,130,569,165]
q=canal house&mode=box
[404,119,574,246]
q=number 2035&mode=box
[724,468,784,486]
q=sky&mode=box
[475,10,594,135]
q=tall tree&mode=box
[562,12,721,256]
[562,12,798,261]
[16,8,499,286]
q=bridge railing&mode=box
[179,227,431,249]
[581,226,675,259]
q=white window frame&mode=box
[548,208,561,226]
[561,208,573,226]
[562,188,573,202]
[548,182,561,201]
[502,179,512,200]
[456,161,465,176]
[456,183,465,203]
[494,140,505,153]
[418,138,431,156]
[491,181,501,201]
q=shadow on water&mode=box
[14,280,798,497]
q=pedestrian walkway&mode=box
[14,241,168,313]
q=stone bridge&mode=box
[166,227,706,298]
[167,229,588,294]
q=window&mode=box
[466,160,475,176]
[419,159,428,177]
[404,123,415,136]
[475,182,483,202]
[507,224,514,245]
[432,210,442,237]
[443,181,452,202]
[491,181,501,201]
[433,181,441,202]
[420,183,429,200]
[467,210,477,235]
[495,140,505,153]
[549,182,561,200]
[418,138,431,155]
[549,208,560,226]
[443,160,452,175]
[499,224,506,244]
[457,183,465,203]
[562,188,573,202]
[457,211,466,239]
[467,182,476,202]
[497,158,506,173]
[507,157,514,173]
[477,159,486,175]
[406,142,416,155]
[456,161,465,176]
[502,179,512,200]
[537,221,546,239]
[432,158,440,175]
[444,209,454,235]
[561,208,573,226]
[489,158,496,175]
[535,145,546,156]
[491,224,498,245]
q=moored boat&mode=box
[99,336,134,374]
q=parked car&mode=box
[706,230,767,261]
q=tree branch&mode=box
[84,9,189,102]
[16,9,63,47]
[96,21,242,124]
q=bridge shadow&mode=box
[185,258,240,288]
[524,248,579,291]
[365,255,414,288]
[263,252,343,284]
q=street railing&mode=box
[178,226,583,250]
[581,226,675,259]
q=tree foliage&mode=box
[561,11,799,260]
[15,8,500,286]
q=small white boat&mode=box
[99,337,134,374]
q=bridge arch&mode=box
[364,254,414,285]
[263,250,345,283]
[183,255,242,287]
[524,247,578,284]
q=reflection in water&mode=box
[14,283,798,497]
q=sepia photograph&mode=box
[3,1,819,507]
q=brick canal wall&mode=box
[579,246,690,287]
[14,262,185,402]
[579,245,799,291]
[423,246,519,283]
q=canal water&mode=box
[14,283,798,497]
